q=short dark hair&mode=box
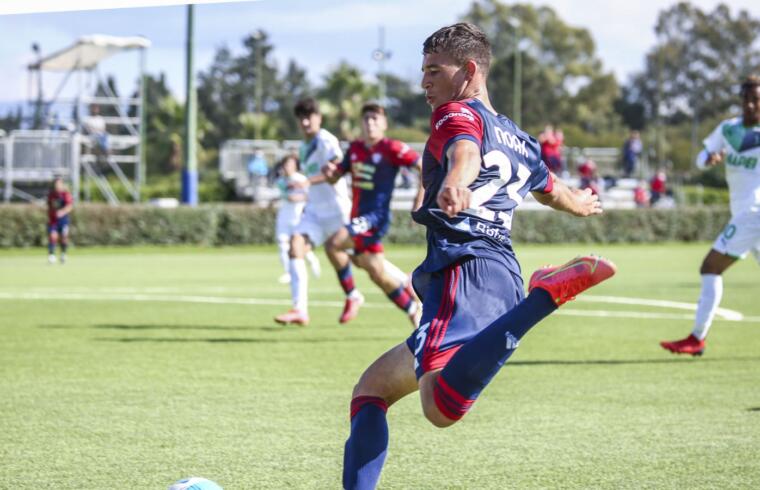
[279,153,300,172]
[422,22,492,74]
[360,102,385,117]
[741,75,760,95]
[294,98,320,118]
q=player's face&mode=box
[298,112,322,138]
[421,51,468,110]
[361,111,387,143]
[741,85,760,126]
[54,179,64,192]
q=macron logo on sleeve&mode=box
[434,107,475,130]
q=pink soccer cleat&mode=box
[274,309,310,326]
[660,335,705,356]
[528,255,617,306]
[339,292,365,324]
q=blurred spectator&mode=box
[538,124,564,175]
[577,156,601,196]
[81,104,110,157]
[633,180,650,208]
[649,169,668,206]
[247,150,269,203]
[46,177,73,265]
[622,130,643,178]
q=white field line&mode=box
[579,295,744,321]
[0,291,759,324]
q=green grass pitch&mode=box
[1,243,759,489]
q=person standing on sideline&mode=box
[622,130,643,178]
[538,124,564,175]
[46,177,73,264]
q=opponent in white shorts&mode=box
[661,75,760,356]
[273,154,320,284]
[274,98,351,325]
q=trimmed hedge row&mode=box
[0,203,730,248]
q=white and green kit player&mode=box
[661,75,760,356]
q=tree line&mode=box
[3,0,758,185]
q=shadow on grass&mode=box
[746,407,760,412]
[42,323,296,333]
[94,335,396,344]
[510,356,760,366]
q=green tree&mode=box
[462,0,621,133]
[0,106,23,133]
[197,31,311,145]
[275,60,312,139]
[629,2,760,124]
[382,73,429,131]
[318,61,378,140]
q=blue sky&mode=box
[1,0,759,106]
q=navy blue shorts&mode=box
[406,256,524,379]
[47,219,69,235]
[346,214,388,254]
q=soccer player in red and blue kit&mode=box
[342,23,617,489]
[46,177,73,264]
[323,103,424,326]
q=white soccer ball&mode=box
[168,477,223,490]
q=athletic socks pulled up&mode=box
[289,258,308,312]
[691,273,722,341]
[387,285,414,313]
[343,396,389,490]
[434,289,557,421]
[337,265,356,296]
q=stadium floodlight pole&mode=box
[182,3,198,206]
[372,26,391,105]
[509,18,522,126]
[31,42,43,129]
[253,30,264,141]
[137,46,147,202]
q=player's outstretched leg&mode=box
[47,230,58,264]
[306,250,321,278]
[343,343,418,490]
[423,255,616,426]
[276,236,292,284]
[660,249,735,356]
[275,234,310,325]
[59,230,68,264]
[325,234,365,324]
[356,253,420,327]
[336,263,364,324]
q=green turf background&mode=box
[1,244,758,489]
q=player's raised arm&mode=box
[531,172,602,217]
[437,139,481,217]
[411,157,425,212]
[695,148,726,168]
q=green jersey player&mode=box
[661,75,760,356]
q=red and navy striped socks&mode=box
[343,396,389,490]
